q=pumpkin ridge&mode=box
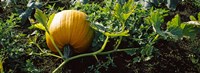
[70,10,78,45]
[73,28,94,52]
[73,20,90,47]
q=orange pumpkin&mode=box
[46,10,94,53]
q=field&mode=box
[0,0,200,73]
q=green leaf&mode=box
[132,56,141,63]
[167,14,181,29]
[34,8,48,26]
[114,3,122,19]
[166,14,200,40]
[47,13,55,28]
[122,6,136,22]
[114,0,136,22]
[145,9,168,37]
[125,48,137,56]
[123,0,135,14]
[117,0,126,5]
[182,24,197,39]
[140,44,153,56]
[166,14,183,39]
[198,12,200,21]
[191,57,199,64]
[151,11,163,33]
[32,23,46,31]
[189,15,197,21]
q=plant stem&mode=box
[52,36,110,73]
[93,55,99,62]
[114,22,125,50]
[63,45,71,59]
[32,52,62,59]
[34,42,62,59]
[47,33,63,57]
[98,48,139,55]
[93,36,109,54]
[35,43,45,53]
[114,36,122,50]
[46,53,62,58]
[104,31,129,37]
[152,34,159,42]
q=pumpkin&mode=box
[46,10,94,53]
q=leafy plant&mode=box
[88,55,116,73]
[0,12,42,72]
[137,0,184,10]
[23,59,40,73]
[145,9,200,40]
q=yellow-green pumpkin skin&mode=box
[46,10,94,53]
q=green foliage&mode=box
[166,14,184,39]
[23,59,40,73]
[114,0,136,24]
[0,13,42,73]
[75,0,159,71]
[88,55,116,73]
[2,0,200,72]
[145,9,200,40]
[137,0,183,10]
[166,14,200,39]
[34,9,48,27]
[185,12,200,27]
[193,0,200,8]
[145,9,168,36]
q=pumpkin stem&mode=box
[63,45,72,59]
[93,55,99,62]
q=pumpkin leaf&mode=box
[34,8,48,27]
[90,22,106,33]
[167,14,182,31]
[145,9,168,37]
[113,3,122,20]
[166,14,182,40]
[140,44,154,56]
[122,0,136,21]
[114,0,136,22]
[125,48,137,56]
[47,13,55,28]
[189,15,197,21]
[182,24,197,39]
[166,14,200,40]
[32,23,46,31]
